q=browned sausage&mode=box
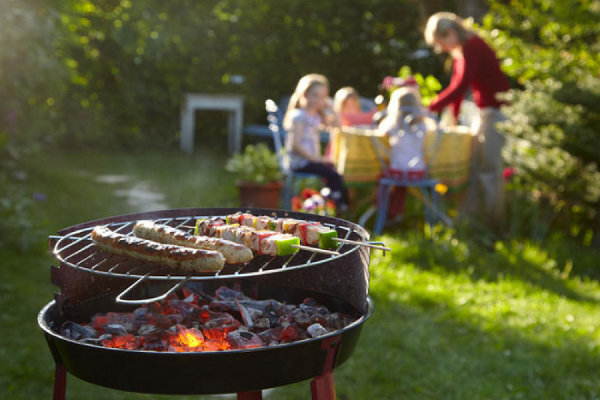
[91,226,225,272]
[132,220,253,264]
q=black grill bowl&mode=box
[38,281,373,395]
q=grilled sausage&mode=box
[91,226,225,272]
[132,220,253,264]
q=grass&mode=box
[1,147,599,399]
[359,231,600,399]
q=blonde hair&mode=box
[424,12,470,53]
[283,73,329,130]
[333,86,359,114]
[379,87,424,132]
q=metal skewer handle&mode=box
[332,238,391,252]
[291,244,339,256]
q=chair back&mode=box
[359,96,377,112]
[266,97,321,210]
[265,99,289,175]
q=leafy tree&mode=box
[0,0,67,249]
[482,0,600,83]
[0,0,69,149]
[481,0,600,244]
[47,0,439,148]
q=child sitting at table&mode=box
[377,86,429,219]
[333,86,376,127]
[283,73,349,212]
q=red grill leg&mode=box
[311,371,336,400]
[310,334,341,400]
[237,391,262,400]
[53,364,67,400]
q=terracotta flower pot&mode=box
[236,181,283,209]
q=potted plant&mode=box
[225,143,284,208]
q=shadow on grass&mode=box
[344,227,600,398]
[373,224,600,305]
[333,293,600,399]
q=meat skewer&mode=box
[195,218,339,256]
[226,212,390,252]
[91,226,225,272]
[226,213,338,249]
[195,218,299,256]
[132,220,253,264]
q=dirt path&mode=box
[95,174,169,212]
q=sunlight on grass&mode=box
[362,230,600,398]
[2,149,599,399]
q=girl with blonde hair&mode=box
[377,86,429,219]
[283,73,348,211]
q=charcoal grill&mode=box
[40,207,379,399]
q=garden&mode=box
[1,1,599,399]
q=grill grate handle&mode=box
[115,272,191,304]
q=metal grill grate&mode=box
[51,214,366,282]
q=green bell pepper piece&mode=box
[318,230,337,249]
[275,236,300,256]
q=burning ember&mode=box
[59,286,356,352]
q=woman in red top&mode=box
[425,12,510,230]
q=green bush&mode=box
[478,0,600,245]
[385,65,442,106]
[499,77,600,244]
[0,131,44,250]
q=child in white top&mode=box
[377,87,429,218]
[283,74,349,211]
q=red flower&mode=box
[300,188,319,199]
[382,76,395,90]
[291,188,336,216]
[503,167,516,180]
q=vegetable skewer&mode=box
[226,213,338,249]
[195,218,340,257]
[196,218,299,256]
[225,212,389,252]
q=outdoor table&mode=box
[423,125,474,193]
[329,126,388,185]
[330,125,475,192]
[180,93,244,155]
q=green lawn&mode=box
[1,148,599,399]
